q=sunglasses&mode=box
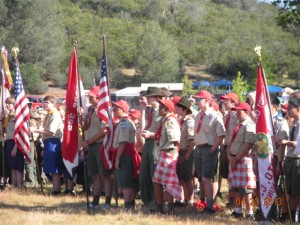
[195,98,202,103]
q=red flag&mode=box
[14,59,31,162]
[97,44,113,170]
[62,49,79,177]
[255,64,276,218]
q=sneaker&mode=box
[100,203,111,211]
[231,211,243,219]
[88,203,101,209]
[246,214,255,221]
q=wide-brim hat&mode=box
[143,87,163,97]
[176,96,192,113]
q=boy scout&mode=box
[152,99,181,214]
[175,97,195,206]
[193,90,225,214]
[227,102,256,220]
[113,100,140,211]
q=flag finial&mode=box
[12,47,19,58]
[254,45,262,62]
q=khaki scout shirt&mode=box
[179,114,194,151]
[6,114,15,140]
[286,122,300,158]
[229,117,256,155]
[194,107,225,146]
[157,113,181,152]
[84,106,108,143]
[42,109,63,140]
[272,114,289,156]
[113,117,136,148]
[224,110,238,145]
[146,108,161,134]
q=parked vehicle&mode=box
[27,96,43,110]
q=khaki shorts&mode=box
[87,142,112,177]
[194,144,219,182]
[284,157,300,196]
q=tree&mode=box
[181,74,196,97]
[232,71,249,102]
[134,21,180,83]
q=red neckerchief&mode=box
[225,113,230,130]
[231,123,241,143]
[196,112,205,133]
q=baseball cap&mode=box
[192,90,212,101]
[220,92,239,104]
[112,100,130,113]
[88,86,100,97]
[158,99,174,112]
[232,102,251,112]
[129,109,141,119]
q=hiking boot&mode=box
[100,203,111,211]
[246,214,255,221]
[202,207,216,215]
[88,203,101,209]
[231,211,243,219]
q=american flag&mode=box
[98,47,113,170]
[14,60,31,162]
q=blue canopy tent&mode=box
[267,85,283,93]
[192,80,211,89]
[211,79,233,91]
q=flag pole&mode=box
[74,41,90,210]
[102,35,118,208]
[1,74,6,189]
[255,46,292,224]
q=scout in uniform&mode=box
[193,90,225,214]
[152,99,181,214]
[273,97,300,222]
[227,102,256,220]
[81,87,112,209]
[4,97,24,188]
[139,87,163,210]
[175,97,195,206]
[219,92,239,203]
[112,100,141,211]
[30,95,63,194]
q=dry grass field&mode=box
[0,184,274,225]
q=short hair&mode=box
[5,96,14,104]
[43,95,56,104]
[270,95,280,106]
[288,97,300,108]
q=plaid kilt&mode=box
[152,151,182,200]
[228,156,256,190]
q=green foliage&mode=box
[134,21,180,83]
[18,63,48,94]
[232,71,249,102]
[181,74,196,97]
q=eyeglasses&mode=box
[195,98,202,103]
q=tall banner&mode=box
[1,47,13,113]
[255,63,276,218]
[62,49,79,177]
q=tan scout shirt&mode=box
[224,111,238,145]
[272,114,289,156]
[157,113,181,152]
[42,109,63,140]
[229,118,256,155]
[194,107,225,146]
[84,106,108,143]
[5,115,15,140]
[286,122,300,158]
[179,114,194,151]
[113,117,136,148]
[146,109,161,134]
